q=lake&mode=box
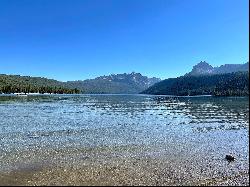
[0,94,249,185]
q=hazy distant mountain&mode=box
[213,62,249,74]
[67,72,161,94]
[186,61,249,76]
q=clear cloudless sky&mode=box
[0,0,249,81]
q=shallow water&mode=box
[0,94,249,185]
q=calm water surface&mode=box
[0,94,249,185]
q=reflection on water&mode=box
[0,94,249,174]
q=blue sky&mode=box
[0,0,248,81]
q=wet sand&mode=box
[0,142,249,186]
[0,158,248,186]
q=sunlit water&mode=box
[0,94,249,185]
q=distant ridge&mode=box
[67,72,161,94]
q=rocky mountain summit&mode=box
[187,61,249,76]
[67,72,161,94]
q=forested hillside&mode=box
[141,72,249,96]
[0,74,80,94]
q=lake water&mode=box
[0,94,249,185]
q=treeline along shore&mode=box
[0,74,80,94]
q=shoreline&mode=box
[0,148,249,186]
[0,164,248,186]
[0,93,249,98]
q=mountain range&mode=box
[67,72,161,94]
[0,61,248,95]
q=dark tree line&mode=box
[0,74,80,94]
[142,72,249,96]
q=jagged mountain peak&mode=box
[195,61,211,67]
[187,61,248,76]
[188,61,213,76]
[67,72,161,94]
